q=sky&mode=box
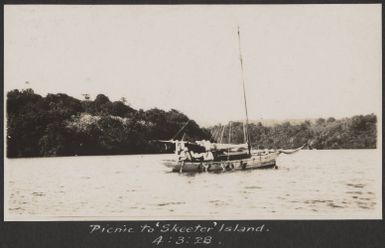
[4,4,382,126]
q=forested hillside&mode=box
[6,89,210,157]
[210,114,377,150]
[6,89,377,158]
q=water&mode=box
[4,150,381,220]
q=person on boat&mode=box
[175,141,184,156]
[190,150,204,161]
[203,151,214,161]
[177,147,192,173]
[178,147,192,162]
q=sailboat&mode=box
[161,26,304,173]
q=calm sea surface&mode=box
[5,150,381,220]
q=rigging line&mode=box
[210,126,217,139]
[211,125,219,143]
[216,124,224,142]
[215,124,223,142]
[219,125,226,143]
[237,25,251,153]
[227,121,232,161]
[172,120,191,140]
[211,125,219,142]
[218,125,223,143]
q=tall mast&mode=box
[237,25,251,153]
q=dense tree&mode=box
[6,89,377,158]
[210,114,377,150]
[6,89,210,157]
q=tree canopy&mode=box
[6,89,210,157]
[210,114,377,150]
[6,88,377,158]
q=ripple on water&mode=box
[359,197,371,201]
[356,201,370,208]
[304,199,333,204]
[355,199,376,210]
[244,186,262,189]
[9,207,25,211]
[241,190,251,194]
[358,205,370,209]
[327,203,344,208]
[208,200,229,207]
[346,183,365,189]
[346,191,362,195]
[32,192,45,197]
[157,201,185,207]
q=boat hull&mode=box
[163,152,279,173]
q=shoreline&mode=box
[5,148,379,160]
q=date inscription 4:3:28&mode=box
[152,235,218,245]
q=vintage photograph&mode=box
[4,4,381,220]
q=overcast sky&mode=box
[5,4,381,126]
